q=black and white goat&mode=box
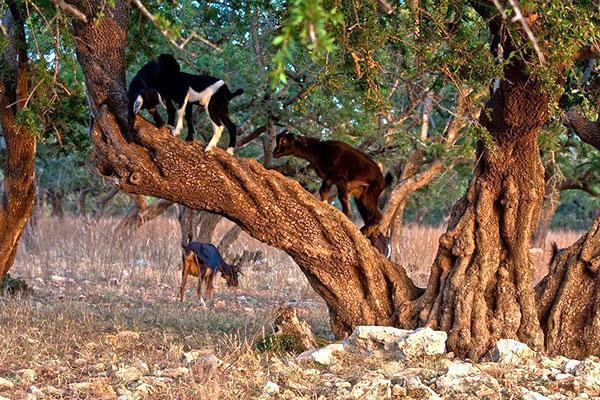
[127,60,168,137]
[156,54,244,153]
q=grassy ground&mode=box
[0,217,582,399]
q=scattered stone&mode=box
[564,359,581,374]
[401,376,441,400]
[111,366,144,383]
[50,275,73,284]
[554,373,572,381]
[346,326,446,359]
[490,339,536,364]
[0,377,14,389]
[436,360,501,399]
[297,343,346,365]
[263,381,280,395]
[574,357,600,394]
[27,385,43,395]
[16,369,36,384]
[69,382,93,391]
[154,367,189,379]
[349,372,391,399]
[522,388,550,400]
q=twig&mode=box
[51,0,87,22]
[492,0,545,65]
[130,0,221,54]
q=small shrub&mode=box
[0,274,30,296]
[254,334,301,354]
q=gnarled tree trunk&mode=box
[413,55,551,359]
[0,3,36,279]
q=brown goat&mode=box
[273,132,392,254]
[179,240,241,304]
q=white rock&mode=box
[349,373,391,399]
[401,376,441,400]
[522,387,550,400]
[297,343,346,365]
[16,369,36,384]
[263,381,280,395]
[27,385,43,395]
[69,382,93,391]
[490,339,536,364]
[346,326,446,359]
[0,395,10,400]
[574,357,600,392]
[112,366,144,383]
[436,360,501,398]
[0,377,14,389]
[564,359,581,375]
[555,373,572,381]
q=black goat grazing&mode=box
[273,132,393,255]
[180,236,242,304]
[156,54,244,153]
[127,59,168,138]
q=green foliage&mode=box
[254,333,302,354]
[0,274,30,296]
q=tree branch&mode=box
[564,108,600,151]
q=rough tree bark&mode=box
[531,155,562,250]
[535,102,600,358]
[0,3,36,279]
[411,17,553,357]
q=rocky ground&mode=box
[1,321,599,399]
[0,218,589,399]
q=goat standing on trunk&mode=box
[180,236,241,305]
[156,54,244,153]
[273,132,393,256]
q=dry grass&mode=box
[0,217,584,399]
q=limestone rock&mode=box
[349,372,391,399]
[16,369,36,384]
[436,361,501,399]
[0,377,14,389]
[111,366,144,383]
[263,381,280,395]
[297,343,346,366]
[346,326,446,360]
[490,339,536,364]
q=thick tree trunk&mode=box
[0,4,36,279]
[536,217,600,358]
[412,59,551,359]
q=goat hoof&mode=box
[226,147,235,155]
[205,145,216,153]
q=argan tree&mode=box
[0,1,36,279]
[18,0,600,360]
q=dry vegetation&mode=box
[0,217,581,399]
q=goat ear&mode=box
[133,95,144,114]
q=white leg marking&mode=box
[205,123,224,152]
[171,92,190,137]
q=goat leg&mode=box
[338,186,352,219]
[319,181,333,204]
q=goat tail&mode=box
[385,172,394,187]
[224,86,244,101]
